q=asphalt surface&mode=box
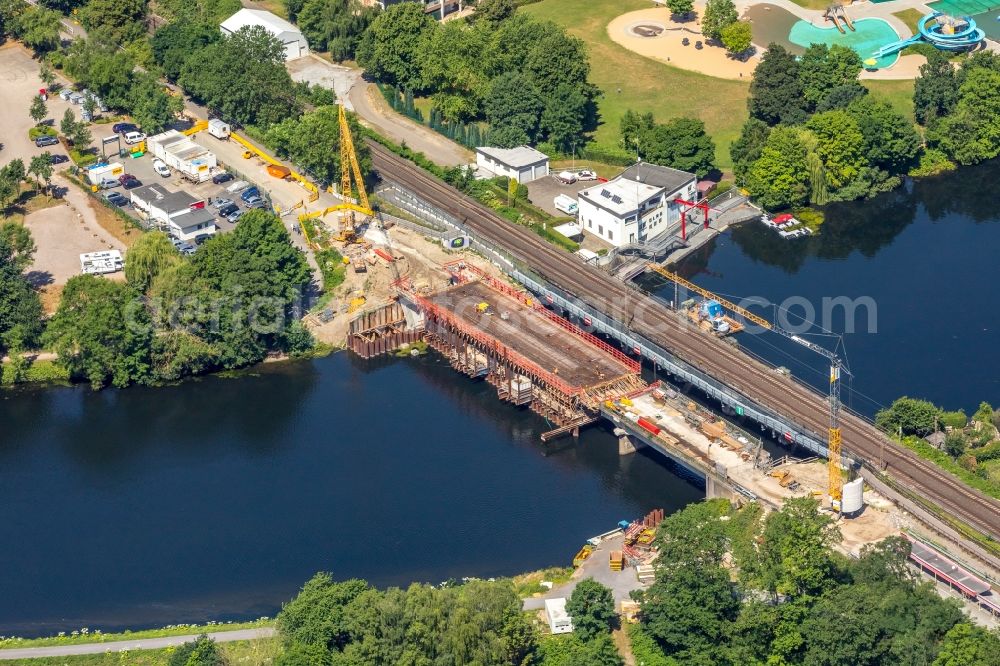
[0,628,276,660]
[367,140,1000,545]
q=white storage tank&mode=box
[841,477,864,516]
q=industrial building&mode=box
[475,146,549,184]
[221,9,309,60]
[147,130,218,183]
[576,162,697,247]
[130,184,215,241]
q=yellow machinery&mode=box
[647,262,848,512]
[296,105,372,244]
[183,120,207,136]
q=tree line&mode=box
[1,211,313,389]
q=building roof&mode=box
[221,8,301,37]
[578,177,661,218]
[172,208,216,228]
[130,183,172,203]
[133,183,201,213]
[476,145,549,169]
[619,161,695,194]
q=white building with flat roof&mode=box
[576,161,697,247]
[221,9,309,61]
[475,145,549,184]
[544,598,574,635]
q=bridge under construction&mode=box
[359,139,1000,571]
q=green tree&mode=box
[944,431,967,458]
[38,61,56,89]
[730,117,770,186]
[539,83,589,152]
[620,109,654,155]
[266,105,370,186]
[297,0,378,61]
[473,0,515,28]
[914,50,958,125]
[70,119,93,150]
[701,0,737,41]
[27,154,53,191]
[355,2,436,91]
[129,74,184,133]
[639,117,716,177]
[60,107,78,137]
[151,19,221,81]
[29,94,46,125]
[815,82,868,112]
[537,633,622,666]
[758,497,841,597]
[484,72,542,147]
[875,397,942,436]
[80,0,148,44]
[44,275,152,388]
[125,231,181,292]
[15,5,61,54]
[720,20,751,56]
[748,43,806,125]
[168,635,226,666]
[745,126,810,209]
[565,578,617,640]
[179,25,300,127]
[805,110,865,190]
[798,43,862,111]
[666,0,694,18]
[0,222,43,350]
[932,622,1000,666]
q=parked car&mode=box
[555,170,577,184]
[34,135,59,147]
[45,152,69,164]
[240,186,260,203]
[577,169,597,181]
[102,191,124,202]
[211,172,233,185]
[243,195,263,207]
[226,180,249,193]
[123,131,146,145]
[225,209,243,223]
[118,174,136,186]
[113,122,138,134]
[153,159,170,177]
[99,177,120,189]
[211,197,234,209]
[193,233,213,245]
[177,243,196,256]
[217,203,239,218]
[119,175,141,189]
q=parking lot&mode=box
[525,173,597,217]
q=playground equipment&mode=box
[824,5,855,34]
[872,11,984,58]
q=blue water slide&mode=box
[872,34,923,58]
[918,11,985,50]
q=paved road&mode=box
[0,628,277,660]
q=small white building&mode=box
[221,9,309,61]
[130,184,210,239]
[576,161,697,247]
[544,598,574,635]
[475,146,549,184]
[147,130,218,183]
[168,208,217,242]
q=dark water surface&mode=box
[643,166,1000,416]
[0,353,700,636]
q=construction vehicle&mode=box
[647,264,850,513]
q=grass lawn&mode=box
[1,638,281,666]
[0,620,273,649]
[865,79,916,123]
[892,8,925,35]
[788,0,835,9]
[521,0,749,171]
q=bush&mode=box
[909,148,956,178]
[315,248,347,292]
[940,410,968,429]
[28,126,57,139]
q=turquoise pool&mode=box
[789,17,901,69]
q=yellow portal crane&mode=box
[646,263,847,511]
[335,103,371,242]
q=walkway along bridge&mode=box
[364,140,1000,568]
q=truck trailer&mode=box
[147,130,218,183]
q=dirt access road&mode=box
[286,55,472,167]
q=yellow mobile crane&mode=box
[297,104,372,243]
[646,264,848,510]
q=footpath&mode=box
[0,628,276,660]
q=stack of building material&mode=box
[636,564,655,585]
[609,551,623,571]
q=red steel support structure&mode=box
[674,197,712,241]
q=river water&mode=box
[643,167,1000,417]
[0,353,701,636]
[3,164,999,636]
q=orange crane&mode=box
[646,264,848,510]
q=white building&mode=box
[130,184,214,241]
[147,130,218,183]
[80,250,123,275]
[576,162,697,247]
[544,598,574,635]
[475,146,549,184]
[221,9,309,61]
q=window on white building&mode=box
[608,229,613,241]
[598,225,603,236]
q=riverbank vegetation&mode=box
[877,397,1000,499]
[0,620,272,649]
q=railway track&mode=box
[368,141,1000,542]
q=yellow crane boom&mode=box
[646,264,772,329]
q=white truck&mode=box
[208,119,231,139]
[85,162,125,186]
[553,193,578,216]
